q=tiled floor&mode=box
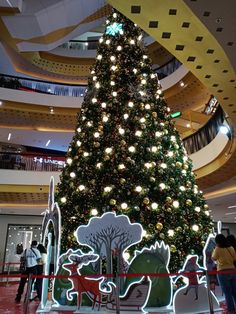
[0,283,228,314]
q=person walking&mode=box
[212,234,236,314]
[15,240,41,303]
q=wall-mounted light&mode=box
[8,133,11,141]
[50,107,54,114]
[180,81,184,87]
[0,101,2,106]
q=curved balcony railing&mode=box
[0,105,227,172]
[0,58,182,98]
[59,39,99,51]
[183,105,225,155]
[153,57,182,79]
[0,74,87,97]
[0,152,65,172]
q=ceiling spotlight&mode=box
[46,140,51,147]
[186,123,191,128]
[215,17,222,23]
[50,107,54,114]
[180,81,184,87]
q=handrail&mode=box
[0,57,182,96]
[0,106,226,168]
[183,105,225,155]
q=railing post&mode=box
[6,263,10,286]
[24,273,32,314]
[206,271,214,314]
[115,272,120,314]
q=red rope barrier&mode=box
[1,269,236,279]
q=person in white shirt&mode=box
[34,243,47,301]
[15,240,41,303]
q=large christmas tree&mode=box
[57,10,213,270]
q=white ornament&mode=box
[121,203,128,209]
[128,146,135,152]
[91,209,98,216]
[135,186,142,192]
[67,158,72,165]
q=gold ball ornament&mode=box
[170,245,177,253]
[156,222,163,231]
[166,196,172,203]
[104,155,110,161]
[152,112,157,118]
[176,226,182,232]
[186,199,192,206]
[121,140,126,146]
[204,204,209,209]
[183,164,188,170]
[150,177,156,182]
[159,233,165,239]
[143,197,150,205]
[110,199,116,205]
[166,207,172,212]
[176,161,182,168]
[94,142,100,148]
[120,178,126,184]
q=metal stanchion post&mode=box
[115,272,120,314]
[206,271,214,314]
[6,263,10,286]
[24,273,32,314]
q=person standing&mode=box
[33,244,47,301]
[15,240,41,303]
[212,234,236,314]
[227,234,236,252]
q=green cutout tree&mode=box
[56,10,213,270]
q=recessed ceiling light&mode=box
[46,140,51,147]
[180,81,184,87]
[8,133,11,141]
[50,107,54,113]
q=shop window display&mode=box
[4,224,41,272]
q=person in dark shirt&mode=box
[227,234,236,252]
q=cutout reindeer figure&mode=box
[63,253,113,310]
